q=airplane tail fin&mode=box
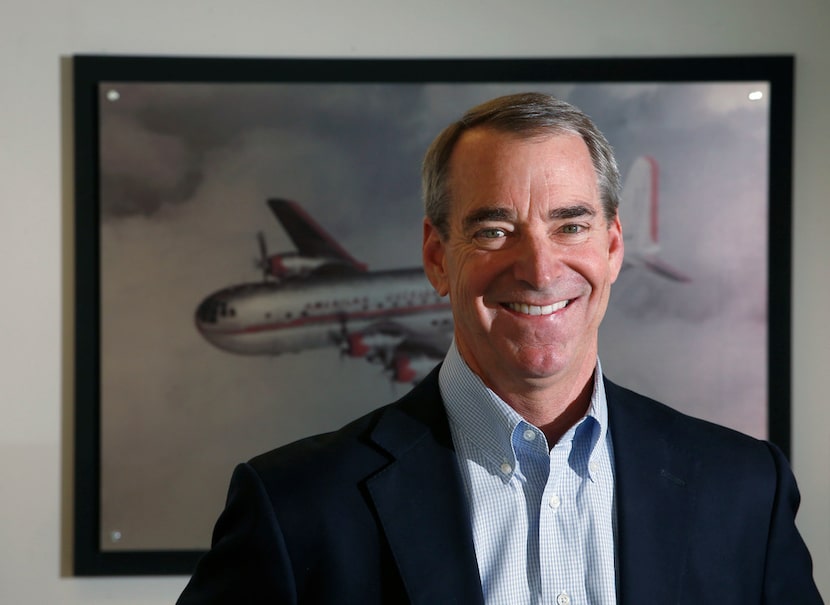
[620,156,660,252]
[620,157,690,283]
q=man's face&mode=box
[423,128,624,396]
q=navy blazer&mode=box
[177,368,822,604]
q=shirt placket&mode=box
[540,436,582,605]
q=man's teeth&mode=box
[506,300,569,316]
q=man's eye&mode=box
[561,224,584,234]
[477,227,506,239]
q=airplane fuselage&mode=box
[195,268,452,356]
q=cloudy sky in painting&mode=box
[95,79,770,549]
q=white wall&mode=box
[1,1,827,602]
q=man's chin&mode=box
[496,348,571,383]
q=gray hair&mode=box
[422,92,621,239]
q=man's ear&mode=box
[422,218,449,296]
[607,213,624,283]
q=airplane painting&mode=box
[195,156,687,384]
[92,77,772,556]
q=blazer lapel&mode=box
[366,370,484,605]
[364,373,698,604]
[606,379,698,604]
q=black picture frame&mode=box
[73,55,794,575]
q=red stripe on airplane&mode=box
[646,156,659,244]
[210,302,452,336]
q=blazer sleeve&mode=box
[176,463,298,605]
[762,443,824,604]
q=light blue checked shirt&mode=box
[440,341,617,605]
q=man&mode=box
[177,93,821,604]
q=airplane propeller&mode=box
[255,231,270,281]
[328,312,351,360]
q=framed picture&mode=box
[73,55,794,575]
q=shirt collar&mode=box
[439,340,610,478]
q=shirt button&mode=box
[556,593,570,605]
[523,429,536,441]
[549,494,561,509]
[589,461,599,474]
[500,462,512,475]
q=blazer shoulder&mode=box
[605,379,821,602]
[604,377,782,469]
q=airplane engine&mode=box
[387,353,435,385]
[391,355,417,384]
[344,333,370,358]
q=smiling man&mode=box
[178,94,821,604]
[423,123,623,445]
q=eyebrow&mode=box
[462,206,516,231]
[549,204,597,220]
[461,204,597,230]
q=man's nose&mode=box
[511,233,558,289]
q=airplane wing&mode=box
[335,320,450,384]
[267,199,367,271]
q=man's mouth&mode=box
[503,300,570,316]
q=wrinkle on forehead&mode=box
[449,130,601,225]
